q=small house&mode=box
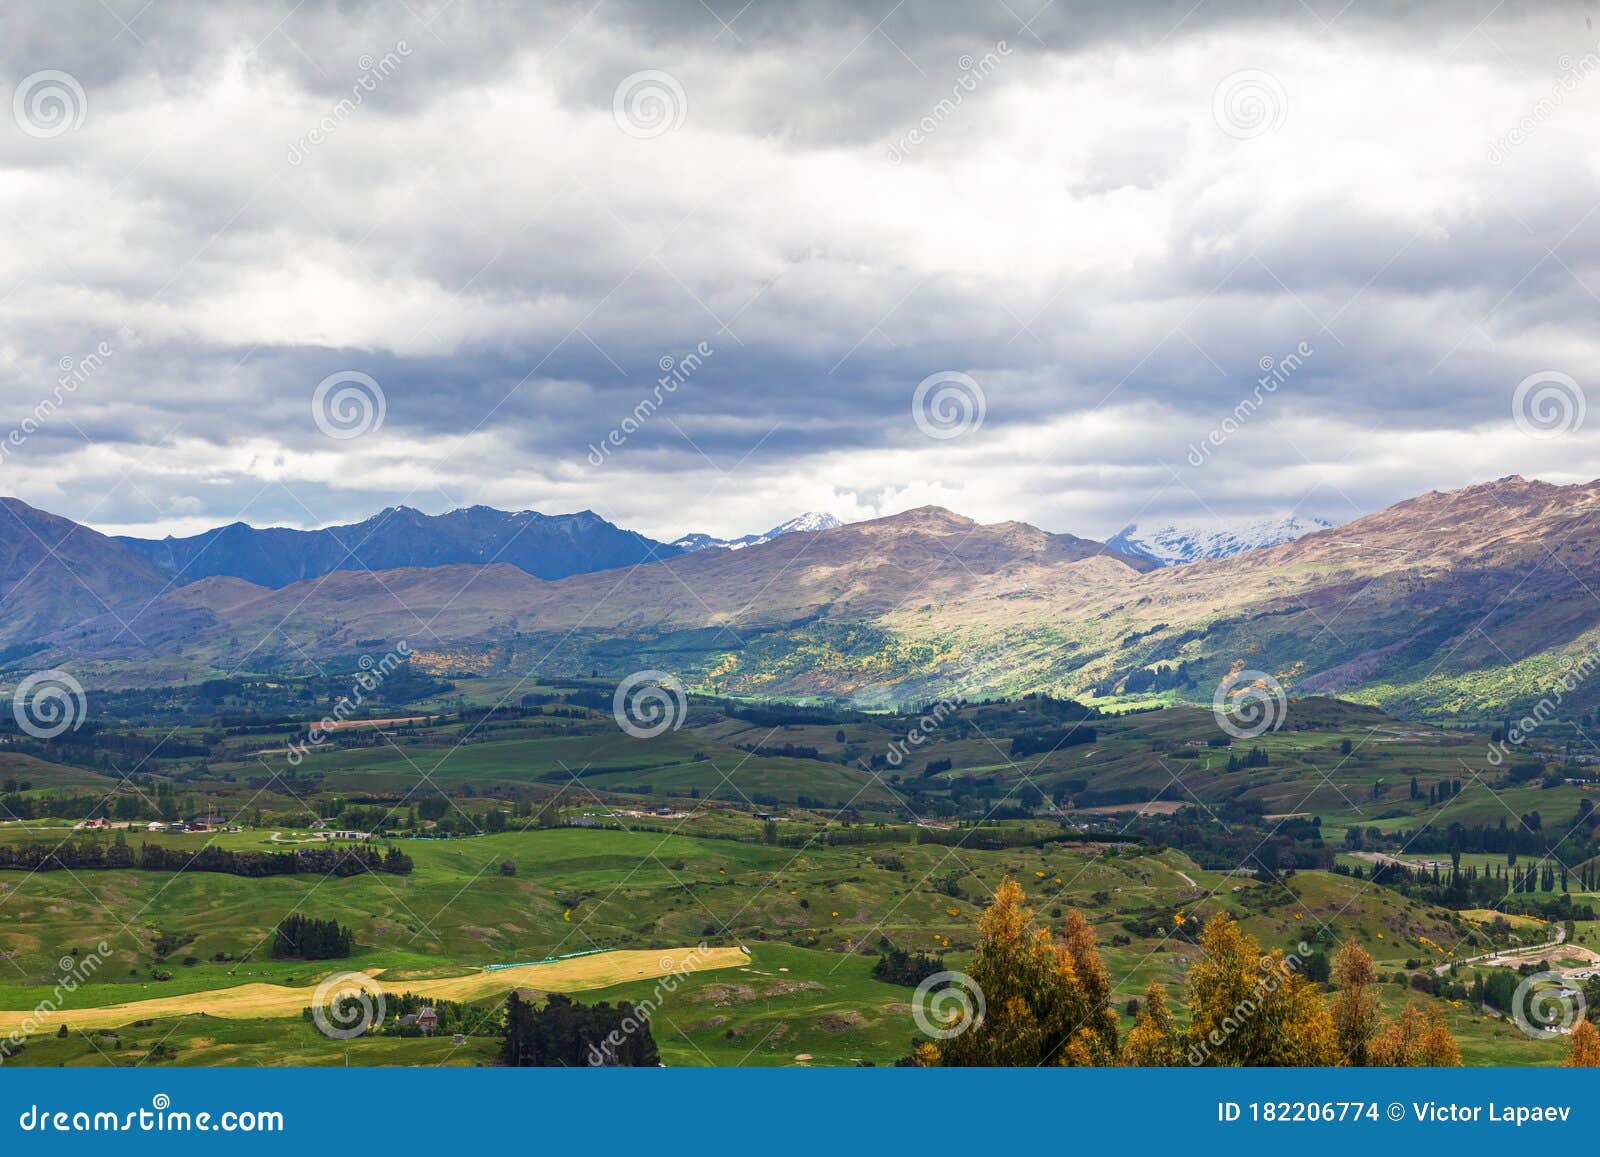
[399,1007,441,1036]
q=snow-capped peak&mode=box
[765,512,842,536]
[672,512,843,553]
[1107,515,1336,567]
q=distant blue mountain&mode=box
[117,505,685,588]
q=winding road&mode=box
[1433,922,1567,976]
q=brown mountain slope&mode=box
[513,505,1154,631]
[874,475,1600,711]
[44,564,553,667]
[21,506,1146,678]
[21,477,1600,719]
[0,497,173,651]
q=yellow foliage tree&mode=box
[1330,940,1381,1066]
[1052,908,1121,1064]
[1565,1019,1600,1066]
[1367,1004,1462,1067]
[1184,913,1339,1066]
[1123,980,1182,1066]
[916,882,1467,1069]
[927,877,1119,1066]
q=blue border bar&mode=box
[2,1067,1591,1153]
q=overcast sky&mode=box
[2,0,1599,543]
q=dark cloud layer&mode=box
[2,0,1599,541]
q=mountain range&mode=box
[117,505,679,587]
[116,507,844,589]
[1106,516,1336,566]
[106,505,1304,590]
[671,513,844,553]
[6,476,1598,721]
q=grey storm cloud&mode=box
[2,0,1600,541]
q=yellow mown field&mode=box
[0,946,746,1035]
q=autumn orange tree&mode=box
[1330,940,1382,1065]
[1329,940,1460,1067]
[918,876,1119,1066]
[1367,1003,1462,1066]
[919,885,1466,1069]
[1566,1019,1600,1066]
[1122,980,1181,1066]
[1182,913,1340,1065]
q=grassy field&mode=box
[0,825,1203,989]
[1,815,1566,1066]
[2,679,1595,1066]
